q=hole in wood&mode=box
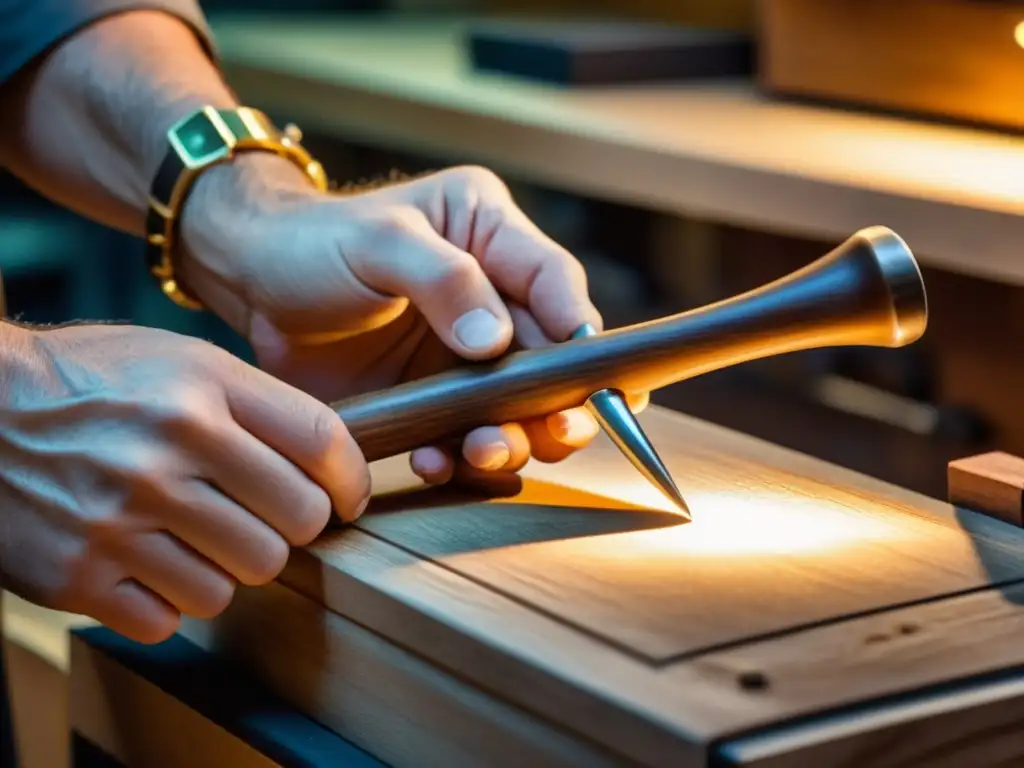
[864,632,889,644]
[737,670,769,692]
[899,622,920,635]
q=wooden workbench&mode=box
[210,14,1024,286]
[8,404,1024,765]
[162,405,1024,767]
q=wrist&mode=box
[175,151,322,318]
[145,103,329,320]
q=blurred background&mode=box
[3,0,1023,500]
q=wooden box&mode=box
[759,0,1024,131]
[175,406,1024,766]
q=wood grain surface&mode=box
[346,404,1024,663]
[713,582,1024,766]
[181,405,1024,766]
[186,581,631,768]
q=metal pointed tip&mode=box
[664,481,692,521]
[634,439,691,519]
[585,389,693,521]
[569,323,693,520]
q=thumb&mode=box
[348,211,514,360]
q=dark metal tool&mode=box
[330,226,928,514]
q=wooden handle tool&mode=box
[331,225,928,500]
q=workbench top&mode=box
[182,405,1024,766]
[210,13,1024,285]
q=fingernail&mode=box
[453,308,504,352]
[479,442,511,471]
[351,494,371,521]
[350,475,373,521]
[550,409,599,445]
[412,447,447,476]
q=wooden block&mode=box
[178,406,1024,766]
[948,451,1024,527]
[466,20,753,85]
[68,626,383,767]
[759,0,1024,132]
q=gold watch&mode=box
[145,106,329,310]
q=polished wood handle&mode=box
[332,226,928,462]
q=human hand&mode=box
[0,322,368,643]
[180,158,648,484]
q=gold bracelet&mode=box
[144,106,328,310]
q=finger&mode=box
[196,418,332,547]
[115,531,236,620]
[411,445,455,485]
[626,391,650,413]
[461,423,531,472]
[523,407,601,464]
[508,302,555,348]
[433,167,603,342]
[346,209,514,361]
[223,362,372,523]
[164,479,291,586]
[90,578,180,645]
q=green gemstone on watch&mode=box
[178,112,229,162]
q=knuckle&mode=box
[563,251,588,282]
[151,386,217,437]
[362,208,420,244]
[242,534,291,586]
[445,164,507,194]
[103,449,174,506]
[426,253,481,291]
[309,408,347,461]
[118,447,166,482]
[192,576,237,620]
[285,488,333,547]
[110,383,217,445]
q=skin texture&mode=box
[0,10,647,642]
[0,322,367,642]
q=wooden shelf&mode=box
[211,14,1024,285]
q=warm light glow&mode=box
[525,464,903,557]
[1015,21,1024,49]
[615,489,901,558]
[474,452,926,560]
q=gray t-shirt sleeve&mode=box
[0,0,216,85]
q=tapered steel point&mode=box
[570,324,692,519]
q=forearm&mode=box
[0,9,237,235]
